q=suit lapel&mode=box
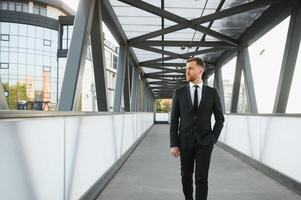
[185,84,193,110]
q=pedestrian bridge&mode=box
[1,0,301,199]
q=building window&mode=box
[43,66,51,72]
[1,2,8,10]
[0,34,9,41]
[43,39,51,46]
[22,3,29,12]
[113,55,117,69]
[8,2,15,11]
[0,2,29,12]
[61,25,73,50]
[16,3,22,12]
[40,7,46,16]
[33,3,47,16]
[33,5,39,15]
[0,63,9,69]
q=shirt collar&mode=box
[189,81,203,89]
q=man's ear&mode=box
[199,67,204,75]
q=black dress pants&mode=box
[179,138,214,200]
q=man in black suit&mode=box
[169,57,224,200]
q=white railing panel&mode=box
[220,115,301,183]
[0,118,65,200]
[0,112,154,200]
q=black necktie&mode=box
[193,85,199,111]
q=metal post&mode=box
[240,47,258,113]
[230,50,242,113]
[58,0,95,111]
[114,46,127,112]
[123,50,131,112]
[214,68,225,113]
[130,64,137,112]
[273,1,301,113]
[90,0,109,111]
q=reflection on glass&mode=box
[0,23,9,34]
[0,63,9,69]
[0,22,59,110]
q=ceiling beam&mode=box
[148,80,187,84]
[131,41,234,47]
[140,62,186,67]
[140,47,232,65]
[146,74,185,78]
[140,61,215,67]
[120,0,240,45]
[142,66,185,73]
[146,77,186,81]
[145,70,185,76]
[122,0,284,45]
[133,46,180,57]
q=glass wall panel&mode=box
[248,16,290,113]
[207,73,214,88]
[222,57,237,113]
[237,73,249,113]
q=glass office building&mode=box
[0,1,118,111]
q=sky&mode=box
[63,0,78,11]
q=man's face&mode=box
[185,61,203,82]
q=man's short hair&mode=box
[186,57,205,69]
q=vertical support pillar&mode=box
[240,47,258,113]
[214,68,225,113]
[123,51,131,112]
[130,64,137,112]
[58,0,95,111]
[90,0,108,111]
[273,1,301,113]
[230,50,242,113]
[113,46,127,112]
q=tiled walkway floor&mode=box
[97,124,301,200]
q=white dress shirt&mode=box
[189,81,203,107]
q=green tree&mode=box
[2,82,29,110]
[156,99,171,112]
[156,99,163,112]
[161,100,171,112]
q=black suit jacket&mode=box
[170,84,225,149]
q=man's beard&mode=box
[186,75,196,82]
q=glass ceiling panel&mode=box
[164,28,197,41]
[165,0,221,19]
[110,0,161,8]
[109,0,271,78]
[211,5,269,39]
[222,0,255,9]
[164,7,216,20]
[110,0,161,39]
